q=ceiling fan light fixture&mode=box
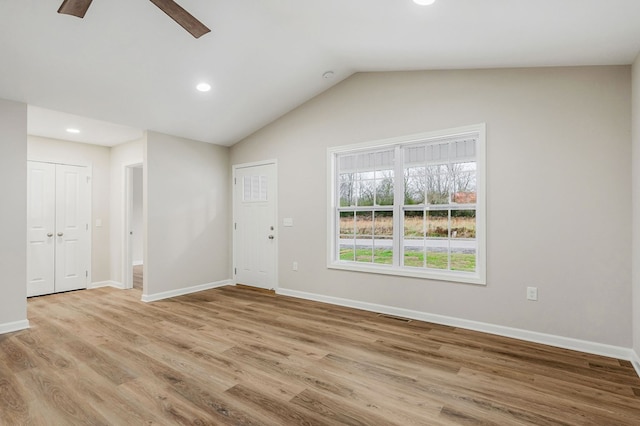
[58,0,210,39]
[413,0,436,5]
[196,83,211,92]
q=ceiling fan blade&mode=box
[57,0,93,18]
[148,0,211,39]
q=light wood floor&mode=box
[2,286,640,425]
[133,264,143,290]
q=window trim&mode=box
[327,124,486,285]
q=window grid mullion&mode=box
[371,211,375,263]
[393,145,403,268]
[422,209,427,268]
[447,209,452,270]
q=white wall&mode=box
[27,136,111,283]
[632,54,640,361]
[231,66,632,348]
[110,137,144,284]
[132,166,143,265]
[0,99,28,332]
[145,131,230,298]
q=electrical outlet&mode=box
[527,287,538,301]
[292,261,298,271]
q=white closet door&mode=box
[27,162,90,297]
[54,164,90,293]
[27,162,56,297]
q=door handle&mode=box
[47,233,53,237]
[268,235,274,240]
[57,232,64,237]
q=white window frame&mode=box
[327,124,486,285]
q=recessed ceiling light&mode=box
[196,83,211,92]
[66,128,80,134]
[323,71,335,80]
[413,0,436,5]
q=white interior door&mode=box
[27,162,56,297]
[234,162,277,290]
[54,164,90,293]
[27,162,90,297]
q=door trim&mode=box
[232,159,278,290]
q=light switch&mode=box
[283,218,294,227]
[95,219,102,228]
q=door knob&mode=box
[57,232,64,237]
[268,235,274,240]
[47,233,53,237]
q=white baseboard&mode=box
[90,281,125,290]
[132,260,143,266]
[277,288,634,363]
[632,350,640,378]
[0,319,30,335]
[141,279,233,303]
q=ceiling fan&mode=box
[57,0,211,39]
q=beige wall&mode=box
[110,137,144,284]
[633,54,640,358]
[145,131,230,297]
[27,136,111,283]
[0,99,27,330]
[231,66,632,347]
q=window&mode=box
[328,124,486,285]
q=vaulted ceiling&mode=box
[2,0,640,146]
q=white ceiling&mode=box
[28,106,143,146]
[2,0,640,147]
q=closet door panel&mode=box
[27,162,56,297]
[54,164,90,293]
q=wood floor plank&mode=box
[291,386,420,426]
[226,384,332,426]
[117,377,213,425]
[16,367,110,425]
[133,264,143,290]
[13,328,75,371]
[294,356,446,425]
[0,356,32,425]
[0,335,38,372]
[452,367,632,425]
[47,357,163,425]
[0,285,638,424]
[188,344,307,402]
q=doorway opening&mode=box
[124,163,144,291]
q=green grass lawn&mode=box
[340,248,475,272]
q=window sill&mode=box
[327,261,486,286]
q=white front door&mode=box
[234,162,277,290]
[27,162,90,297]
